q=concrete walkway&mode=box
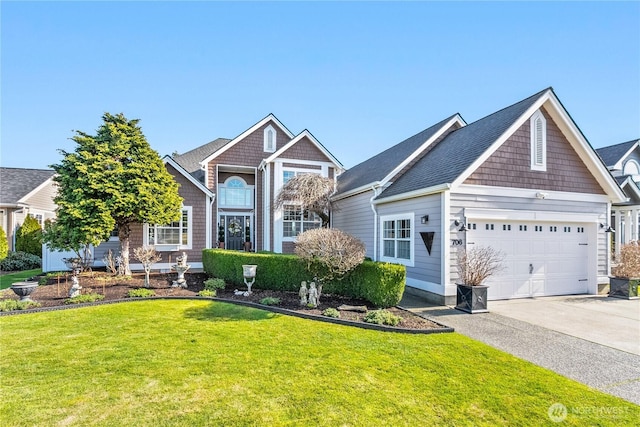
[399,294,640,405]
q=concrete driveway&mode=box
[489,295,640,355]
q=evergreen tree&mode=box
[48,113,182,275]
[0,227,8,261]
[15,215,42,257]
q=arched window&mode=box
[219,177,254,208]
[623,160,640,178]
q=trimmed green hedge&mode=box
[202,249,406,307]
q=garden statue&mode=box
[308,282,318,307]
[299,281,308,305]
[69,275,82,298]
[171,252,191,288]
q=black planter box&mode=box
[455,284,489,313]
[609,277,639,300]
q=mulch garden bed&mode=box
[2,271,449,332]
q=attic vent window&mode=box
[530,110,547,171]
[264,125,276,153]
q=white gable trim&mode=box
[164,156,215,198]
[200,114,295,166]
[612,140,640,171]
[457,183,614,204]
[374,183,451,205]
[451,89,626,203]
[379,114,466,188]
[618,176,640,201]
[18,176,56,204]
[262,129,344,171]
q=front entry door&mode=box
[225,216,245,250]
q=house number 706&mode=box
[451,239,463,246]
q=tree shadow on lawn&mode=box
[183,301,279,323]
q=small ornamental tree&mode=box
[50,113,183,275]
[295,228,366,302]
[274,174,336,227]
[612,241,640,278]
[15,215,43,257]
[456,246,504,286]
[133,246,162,287]
[0,227,8,261]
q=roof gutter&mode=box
[332,181,382,201]
[373,183,451,205]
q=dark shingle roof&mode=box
[0,167,55,204]
[336,114,460,195]
[172,138,231,182]
[377,88,549,200]
[596,139,639,167]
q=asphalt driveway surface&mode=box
[400,293,640,405]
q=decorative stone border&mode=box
[0,296,454,334]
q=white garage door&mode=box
[466,220,589,300]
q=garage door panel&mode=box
[468,220,590,300]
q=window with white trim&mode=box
[380,214,414,266]
[146,207,192,250]
[530,110,547,171]
[264,125,276,153]
[219,177,254,208]
[283,205,321,238]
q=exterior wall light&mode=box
[421,215,429,224]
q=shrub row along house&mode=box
[8,87,635,304]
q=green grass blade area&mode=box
[0,269,42,289]
[0,300,637,426]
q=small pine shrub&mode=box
[0,251,42,271]
[127,288,156,298]
[259,297,280,306]
[198,289,217,297]
[0,299,42,311]
[204,278,226,291]
[0,227,8,261]
[15,215,43,257]
[322,307,340,318]
[64,293,105,305]
[363,309,401,326]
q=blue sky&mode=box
[2,1,639,170]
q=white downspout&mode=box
[370,186,379,261]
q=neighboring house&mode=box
[0,167,57,251]
[596,138,640,257]
[333,88,626,304]
[125,114,343,271]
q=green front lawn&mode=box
[0,269,41,289]
[0,300,637,426]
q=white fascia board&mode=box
[456,183,613,204]
[618,176,640,201]
[331,182,382,201]
[452,90,552,189]
[463,207,601,223]
[275,158,336,170]
[18,176,56,204]
[379,114,466,188]
[612,140,640,171]
[199,114,295,167]
[373,183,451,205]
[163,156,214,198]
[264,130,344,171]
[543,94,627,203]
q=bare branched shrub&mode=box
[274,174,336,227]
[133,246,162,288]
[103,249,118,275]
[295,228,366,302]
[456,246,504,286]
[612,241,640,278]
